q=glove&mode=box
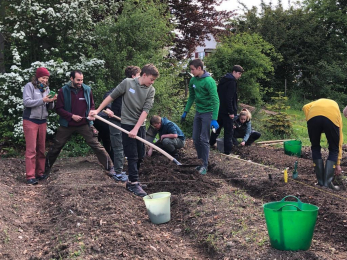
[181,111,187,123]
[210,120,219,131]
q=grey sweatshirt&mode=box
[23,82,54,120]
[110,77,155,126]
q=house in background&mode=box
[192,34,218,59]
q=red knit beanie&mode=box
[36,67,50,78]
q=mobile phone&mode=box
[48,91,56,98]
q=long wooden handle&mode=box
[256,139,295,144]
[102,109,121,121]
[94,115,182,166]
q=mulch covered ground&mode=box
[0,139,346,259]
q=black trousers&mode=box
[233,130,261,146]
[121,124,146,182]
[209,114,233,154]
[93,119,114,163]
[307,116,339,162]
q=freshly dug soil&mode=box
[0,139,346,259]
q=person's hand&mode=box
[229,114,234,119]
[335,165,342,175]
[128,127,138,139]
[240,141,246,146]
[43,95,56,103]
[147,147,153,157]
[210,120,219,131]
[88,110,98,120]
[181,111,187,123]
[106,108,114,118]
[72,114,83,122]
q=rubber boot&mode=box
[313,159,324,186]
[324,160,340,191]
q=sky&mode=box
[216,0,301,13]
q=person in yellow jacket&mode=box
[303,99,342,190]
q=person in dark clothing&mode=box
[93,111,113,163]
[147,115,185,157]
[101,66,141,181]
[210,65,244,154]
[232,109,261,146]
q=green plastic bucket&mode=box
[263,196,319,251]
[284,140,302,157]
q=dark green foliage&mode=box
[264,92,292,138]
[205,33,282,105]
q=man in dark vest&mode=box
[45,70,120,180]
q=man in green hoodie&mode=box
[181,59,219,174]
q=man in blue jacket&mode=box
[210,65,244,155]
[147,115,185,157]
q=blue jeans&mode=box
[121,124,146,182]
[193,111,212,167]
[109,119,124,174]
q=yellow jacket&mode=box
[303,99,343,164]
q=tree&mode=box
[205,33,282,104]
[165,0,234,59]
[233,1,347,102]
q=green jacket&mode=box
[184,71,219,120]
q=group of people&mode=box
[23,64,159,199]
[23,60,263,196]
[180,59,261,175]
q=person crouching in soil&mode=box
[232,109,261,147]
[147,115,185,157]
[303,98,342,191]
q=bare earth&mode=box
[0,140,346,260]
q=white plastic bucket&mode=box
[143,192,171,224]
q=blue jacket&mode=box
[158,117,185,141]
[233,115,251,142]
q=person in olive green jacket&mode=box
[181,59,219,175]
[303,98,342,190]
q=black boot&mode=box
[313,159,324,186]
[324,160,340,191]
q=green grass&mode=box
[251,107,347,148]
[286,108,347,147]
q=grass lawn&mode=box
[252,108,347,148]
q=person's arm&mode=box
[161,133,178,141]
[226,80,237,118]
[128,111,148,138]
[336,114,343,174]
[89,82,126,118]
[183,78,196,113]
[241,121,252,145]
[302,101,314,121]
[207,79,219,120]
[160,121,178,140]
[23,83,53,107]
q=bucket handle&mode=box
[280,195,302,207]
[275,204,302,212]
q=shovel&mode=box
[93,114,186,166]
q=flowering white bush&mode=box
[0,0,121,143]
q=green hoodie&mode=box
[184,71,219,120]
